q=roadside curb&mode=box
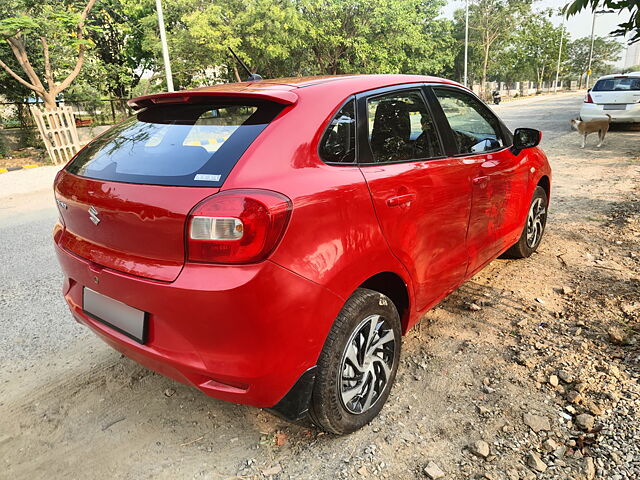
[497,90,585,105]
[0,164,40,174]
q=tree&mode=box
[0,0,98,109]
[296,0,453,76]
[510,11,565,89]
[135,0,455,89]
[565,36,623,88]
[565,0,639,44]
[454,0,532,95]
[87,0,155,99]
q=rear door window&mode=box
[66,101,284,187]
[365,90,443,163]
[319,99,356,163]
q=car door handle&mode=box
[473,176,489,186]
[386,193,416,207]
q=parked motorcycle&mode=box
[492,90,502,105]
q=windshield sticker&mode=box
[194,174,221,182]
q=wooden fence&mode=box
[30,106,81,165]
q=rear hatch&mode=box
[55,97,287,282]
[591,76,640,105]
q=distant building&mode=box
[624,42,640,69]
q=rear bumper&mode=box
[54,230,344,411]
[580,103,640,123]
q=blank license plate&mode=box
[83,288,147,343]
[603,104,626,110]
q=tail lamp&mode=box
[584,93,594,103]
[187,189,292,264]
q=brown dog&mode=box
[570,114,611,148]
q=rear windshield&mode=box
[593,77,640,91]
[66,101,284,186]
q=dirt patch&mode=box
[0,129,638,480]
[0,147,48,169]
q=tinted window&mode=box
[66,101,284,186]
[433,88,504,155]
[366,90,442,163]
[593,77,640,91]
[319,99,356,163]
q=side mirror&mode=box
[511,128,541,155]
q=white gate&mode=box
[31,106,82,165]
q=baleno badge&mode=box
[88,206,100,225]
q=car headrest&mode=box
[371,100,411,151]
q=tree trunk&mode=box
[41,92,57,110]
[482,44,490,100]
[232,64,242,83]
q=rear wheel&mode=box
[504,186,548,259]
[309,288,401,434]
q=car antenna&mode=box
[228,47,263,82]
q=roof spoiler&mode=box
[128,90,298,110]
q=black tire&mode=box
[504,186,548,259]
[309,288,401,434]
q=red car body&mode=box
[53,75,551,419]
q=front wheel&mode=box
[504,186,548,259]
[309,288,401,434]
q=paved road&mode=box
[492,91,584,142]
[0,92,586,374]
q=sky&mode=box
[441,1,633,67]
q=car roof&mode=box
[595,73,640,81]
[129,74,462,109]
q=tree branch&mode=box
[6,37,45,90]
[0,57,41,93]
[54,0,98,94]
[40,36,54,89]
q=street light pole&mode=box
[464,0,469,87]
[554,14,565,94]
[586,11,596,90]
[156,0,174,92]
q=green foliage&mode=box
[508,10,566,85]
[1,0,628,105]
[565,36,623,82]
[133,0,455,89]
[87,0,155,98]
[296,0,454,76]
[451,0,533,87]
[0,47,32,101]
[0,0,99,107]
[564,0,639,44]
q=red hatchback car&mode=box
[53,75,550,434]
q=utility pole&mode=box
[464,0,469,87]
[554,14,565,93]
[156,0,174,92]
[586,11,596,90]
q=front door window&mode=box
[433,88,505,155]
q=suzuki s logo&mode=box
[88,205,100,225]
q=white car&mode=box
[580,73,640,123]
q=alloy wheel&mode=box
[339,314,397,414]
[526,196,547,249]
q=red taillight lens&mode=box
[187,189,292,264]
[585,93,594,104]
